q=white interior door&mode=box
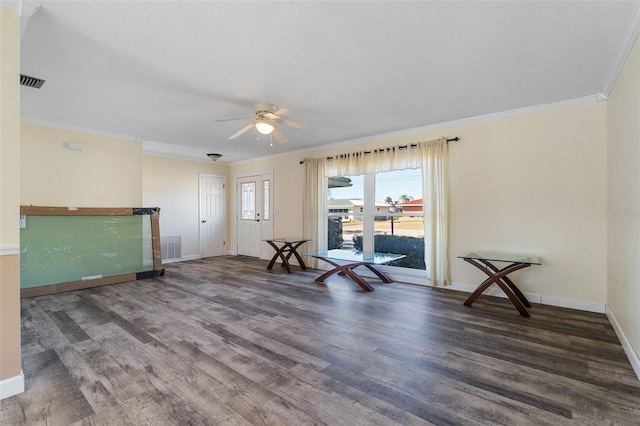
[200,175,226,258]
[237,175,262,257]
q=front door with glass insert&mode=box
[237,176,262,257]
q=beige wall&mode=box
[0,256,21,381]
[451,104,607,307]
[1,8,20,246]
[607,34,640,361]
[230,102,608,309]
[21,123,143,207]
[142,155,229,258]
[0,6,22,388]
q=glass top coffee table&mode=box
[458,251,541,317]
[307,249,406,292]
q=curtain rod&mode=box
[299,137,459,164]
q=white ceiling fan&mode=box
[213,102,316,144]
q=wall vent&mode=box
[20,74,45,89]
[160,235,182,260]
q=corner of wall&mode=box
[0,4,23,395]
[606,305,640,380]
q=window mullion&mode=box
[362,174,375,253]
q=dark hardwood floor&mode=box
[2,256,639,425]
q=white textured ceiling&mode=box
[18,1,639,163]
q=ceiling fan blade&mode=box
[229,123,255,139]
[272,126,288,144]
[277,117,316,132]
[263,113,316,132]
[212,117,251,123]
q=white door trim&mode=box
[199,174,226,257]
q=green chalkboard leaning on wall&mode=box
[19,206,164,297]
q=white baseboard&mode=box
[606,305,640,381]
[162,254,201,264]
[0,244,19,256]
[439,282,605,314]
[335,269,606,313]
[0,370,24,400]
[539,295,605,314]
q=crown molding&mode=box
[20,0,39,40]
[601,1,640,96]
[21,116,141,142]
[0,1,21,13]
[143,149,219,165]
[143,141,219,165]
[20,116,220,163]
[230,94,601,166]
[24,93,600,167]
[355,94,600,143]
[1,0,38,15]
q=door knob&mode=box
[201,220,206,223]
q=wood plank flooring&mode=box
[2,256,640,425]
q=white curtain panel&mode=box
[420,138,451,285]
[302,158,327,269]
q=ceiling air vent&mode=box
[20,74,45,89]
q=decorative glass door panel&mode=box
[237,177,261,257]
[241,181,256,220]
[263,179,270,221]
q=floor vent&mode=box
[160,235,182,260]
[20,74,45,89]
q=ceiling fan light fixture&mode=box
[255,121,275,135]
[222,102,313,143]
